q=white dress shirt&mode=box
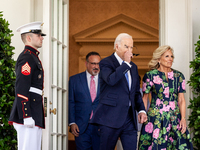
[86,71,98,92]
[114,52,132,90]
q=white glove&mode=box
[23,117,35,128]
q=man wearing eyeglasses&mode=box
[90,33,147,150]
[68,52,101,150]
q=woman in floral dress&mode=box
[138,45,193,150]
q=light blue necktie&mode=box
[123,62,131,106]
[123,61,130,89]
[125,71,129,86]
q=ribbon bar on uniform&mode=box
[29,87,43,95]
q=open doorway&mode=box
[68,0,159,149]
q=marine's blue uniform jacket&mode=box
[9,45,45,129]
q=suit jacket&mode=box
[91,53,145,130]
[9,45,45,129]
[68,71,100,134]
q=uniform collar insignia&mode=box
[24,45,40,56]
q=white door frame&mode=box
[42,0,69,149]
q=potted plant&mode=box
[187,35,200,150]
[0,11,17,149]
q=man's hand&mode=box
[124,50,133,63]
[70,124,80,137]
[24,117,35,128]
[138,112,147,124]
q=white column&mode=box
[192,0,200,47]
[159,0,192,124]
[42,0,51,149]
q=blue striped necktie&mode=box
[125,72,129,88]
[123,61,129,88]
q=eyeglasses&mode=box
[87,62,99,65]
[132,46,140,56]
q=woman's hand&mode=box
[179,118,187,134]
[178,93,187,134]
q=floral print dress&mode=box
[138,69,193,150]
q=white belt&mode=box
[29,87,43,96]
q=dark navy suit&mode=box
[9,45,45,129]
[91,53,145,150]
[68,71,100,149]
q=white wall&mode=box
[0,0,33,60]
[0,0,44,60]
[159,0,193,122]
[192,0,200,49]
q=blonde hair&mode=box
[148,45,174,70]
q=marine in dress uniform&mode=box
[8,22,46,150]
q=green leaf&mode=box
[0,11,17,149]
[188,36,200,148]
[0,139,4,147]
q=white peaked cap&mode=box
[16,21,46,36]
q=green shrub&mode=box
[0,11,17,150]
[187,35,200,150]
